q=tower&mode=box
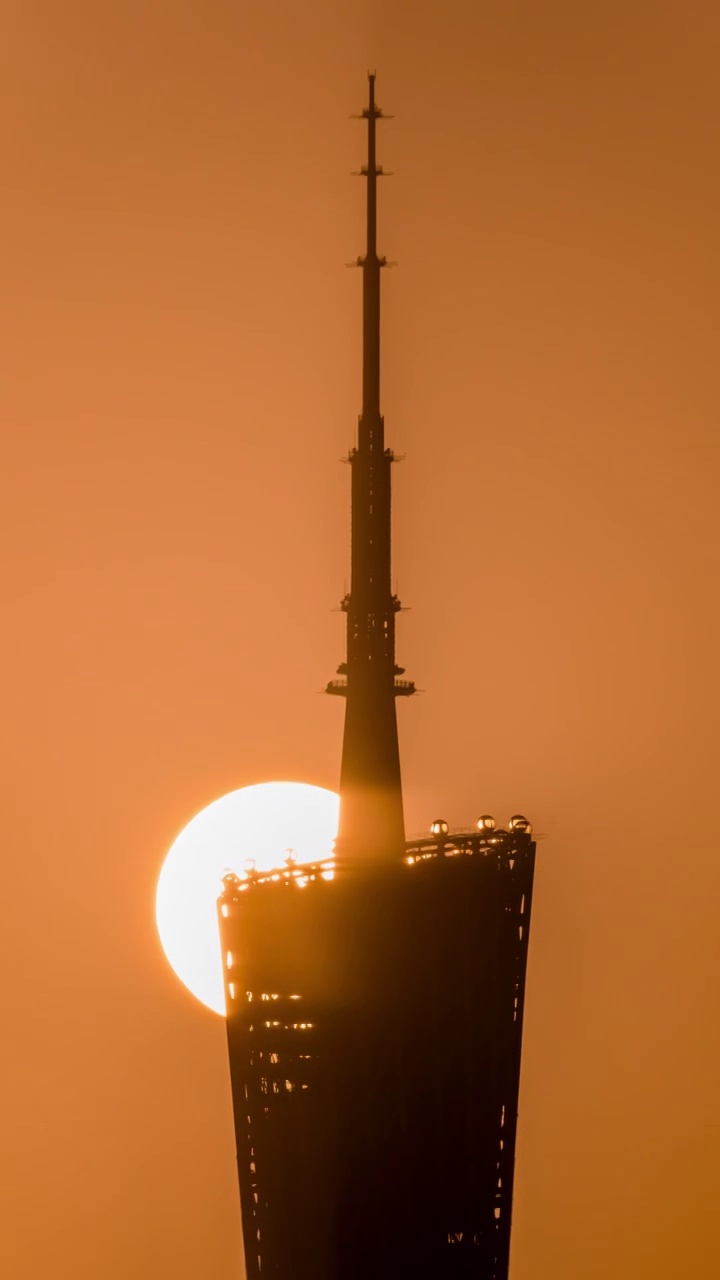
[326,72,415,861]
[219,75,536,1280]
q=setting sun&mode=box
[156,782,340,1015]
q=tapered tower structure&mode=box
[326,73,415,860]
[219,74,537,1280]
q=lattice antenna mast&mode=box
[327,73,414,861]
[360,71,384,429]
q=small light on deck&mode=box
[508,814,532,835]
[430,819,449,837]
[477,814,496,832]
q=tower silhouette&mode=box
[219,75,536,1280]
[326,72,414,862]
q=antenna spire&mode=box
[327,75,415,862]
[361,71,383,426]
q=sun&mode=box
[156,782,340,1016]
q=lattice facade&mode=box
[219,827,535,1279]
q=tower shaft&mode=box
[327,73,414,860]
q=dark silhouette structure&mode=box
[325,73,414,862]
[219,75,536,1280]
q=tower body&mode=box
[220,827,535,1279]
[220,75,537,1280]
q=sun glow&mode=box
[156,782,340,1016]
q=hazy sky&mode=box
[2,2,719,1277]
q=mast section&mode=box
[361,72,381,429]
[327,74,414,860]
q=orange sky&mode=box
[2,2,719,1277]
